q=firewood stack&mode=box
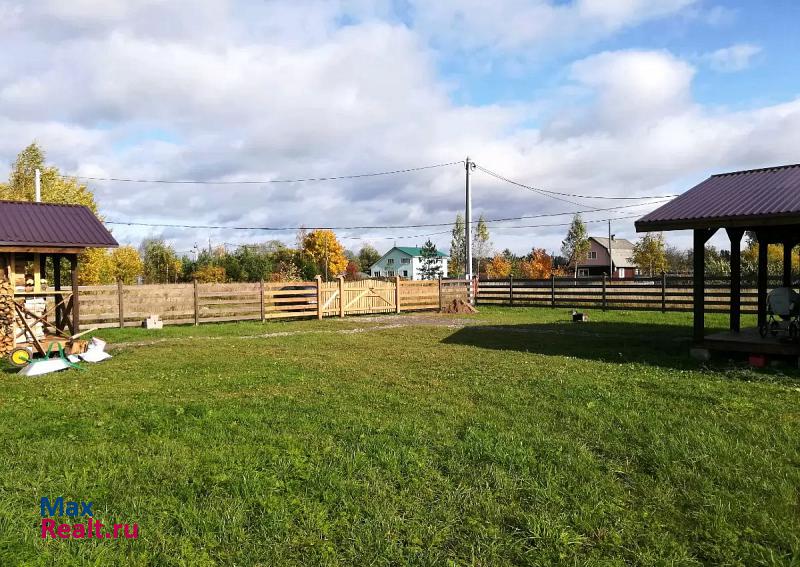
[0,278,14,356]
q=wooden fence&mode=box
[476,275,782,313]
[76,277,471,329]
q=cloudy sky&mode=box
[1,0,799,256]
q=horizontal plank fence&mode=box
[75,277,470,329]
[477,275,785,313]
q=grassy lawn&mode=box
[1,307,798,565]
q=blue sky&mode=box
[1,0,798,255]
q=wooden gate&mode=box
[319,278,397,318]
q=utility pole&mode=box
[608,220,614,280]
[465,157,475,284]
[35,168,41,202]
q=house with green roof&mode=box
[369,246,449,280]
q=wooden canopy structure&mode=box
[0,201,117,356]
[636,163,800,355]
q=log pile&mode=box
[0,278,14,356]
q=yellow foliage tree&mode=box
[78,248,113,285]
[301,229,348,279]
[485,254,512,278]
[519,248,557,279]
[110,246,144,284]
[193,265,227,283]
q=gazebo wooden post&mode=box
[726,228,743,333]
[757,233,768,329]
[693,228,716,342]
[783,241,793,287]
[53,254,62,330]
[70,254,80,334]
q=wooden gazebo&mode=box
[0,201,118,358]
[636,164,800,356]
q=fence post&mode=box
[395,276,401,314]
[117,279,124,328]
[473,276,479,306]
[193,279,199,326]
[339,276,345,318]
[316,275,323,320]
[509,275,514,306]
[260,279,265,322]
[551,274,556,308]
[602,273,607,311]
[438,275,443,311]
[661,271,667,313]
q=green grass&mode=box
[1,307,799,565]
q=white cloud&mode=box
[704,43,762,72]
[0,1,796,256]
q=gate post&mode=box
[438,275,443,311]
[339,276,345,318]
[193,279,199,326]
[395,276,401,314]
[551,274,556,308]
[118,279,124,328]
[316,275,323,319]
[260,279,266,322]
[661,271,667,313]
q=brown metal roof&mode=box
[0,200,118,248]
[636,163,800,232]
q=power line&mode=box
[475,164,678,201]
[67,160,464,184]
[104,199,668,233]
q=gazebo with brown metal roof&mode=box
[636,163,800,356]
[0,201,118,359]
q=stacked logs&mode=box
[0,278,14,356]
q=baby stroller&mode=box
[759,287,800,339]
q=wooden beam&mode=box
[727,228,743,333]
[0,246,87,254]
[53,254,62,329]
[70,255,80,334]
[757,233,768,329]
[33,253,41,292]
[693,228,716,343]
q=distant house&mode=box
[370,246,449,280]
[576,237,638,279]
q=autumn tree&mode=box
[519,248,556,279]
[485,253,512,279]
[419,239,443,280]
[632,233,668,276]
[193,264,227,283]
[78,248,113,285]
[357,245,381,274]
[302,229,347,280]
[561,214,590,278]
[141,239,182,284]
[449,213,466,278]
[472,215,491,276]
[110,246,144,284]
[344,260,360,281]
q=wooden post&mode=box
[193,279,199,326]
[260,280,265,322]
[438,275,443,311]
[693,229,707,343]
[117,279,124,328]
[395,276,401,314]
[33,253,41,292]
[661,271,667,314]
[53,254,62,329]
[757,235,768,329]
[783,241,793,288]
[602,273,607,311]
[316,275,323,319]
[70,255,80,334]
[727,228,743,332]
[551,274,556,308]
[509,275,514,306]
[338,276,345,318]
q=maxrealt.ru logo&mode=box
[40,497,139,540]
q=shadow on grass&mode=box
[442,321,708,370]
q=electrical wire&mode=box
[103,198,668,233]
[475,164,679,201]
[67,160,464,184]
